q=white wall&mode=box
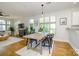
[55,10,72,42]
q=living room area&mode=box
[0,2,79,56]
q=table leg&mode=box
[40,40,42,55]
[49,46,50,54]
[27,38,30,49]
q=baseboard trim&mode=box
[53,39,79,55]
[53,39,69,42]
[68,41,79,55]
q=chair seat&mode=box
[28,38,37,47]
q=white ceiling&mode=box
[0,2,79,18]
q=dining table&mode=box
[23,32,49,54]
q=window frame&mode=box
[39,16,56,34]
[0,20,11,31]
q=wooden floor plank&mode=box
[0,38,27,56]
[52,41,78,56]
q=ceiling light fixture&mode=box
[41,4,44,17]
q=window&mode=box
[0,20,10,31]
[39,16,56,34]
[30,19,34,24]
[29,19,34,28]
[0,20,6,24]
[45,17,49,23]
[50,24,55,29]
[0,25,6,31]
[50,16,56,22]
[39,18,44,23]
[29,19,35,33]
[7,21,10,24]
[7,21,11,30]
[0,20,6,31]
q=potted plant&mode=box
[30,24,35,34]
[39,26,44,32]
[9,27,15,36]
[25,27,29,35]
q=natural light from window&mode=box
[39,16,56,34]
[0,20,10,31]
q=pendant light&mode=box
[41,4,44,18]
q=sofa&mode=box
[0,34,9,41]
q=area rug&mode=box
[0,37,23,48]
[16,45,53,56]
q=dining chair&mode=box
[29,38,37,47]
[42,33,54,53]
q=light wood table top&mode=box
[23,32,49,41]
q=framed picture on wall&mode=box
[60,17,67,25]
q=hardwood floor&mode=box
[0,38,78,56]
[51,41,78,56]
[0,38,26,56]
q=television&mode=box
[18,23,24,28]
